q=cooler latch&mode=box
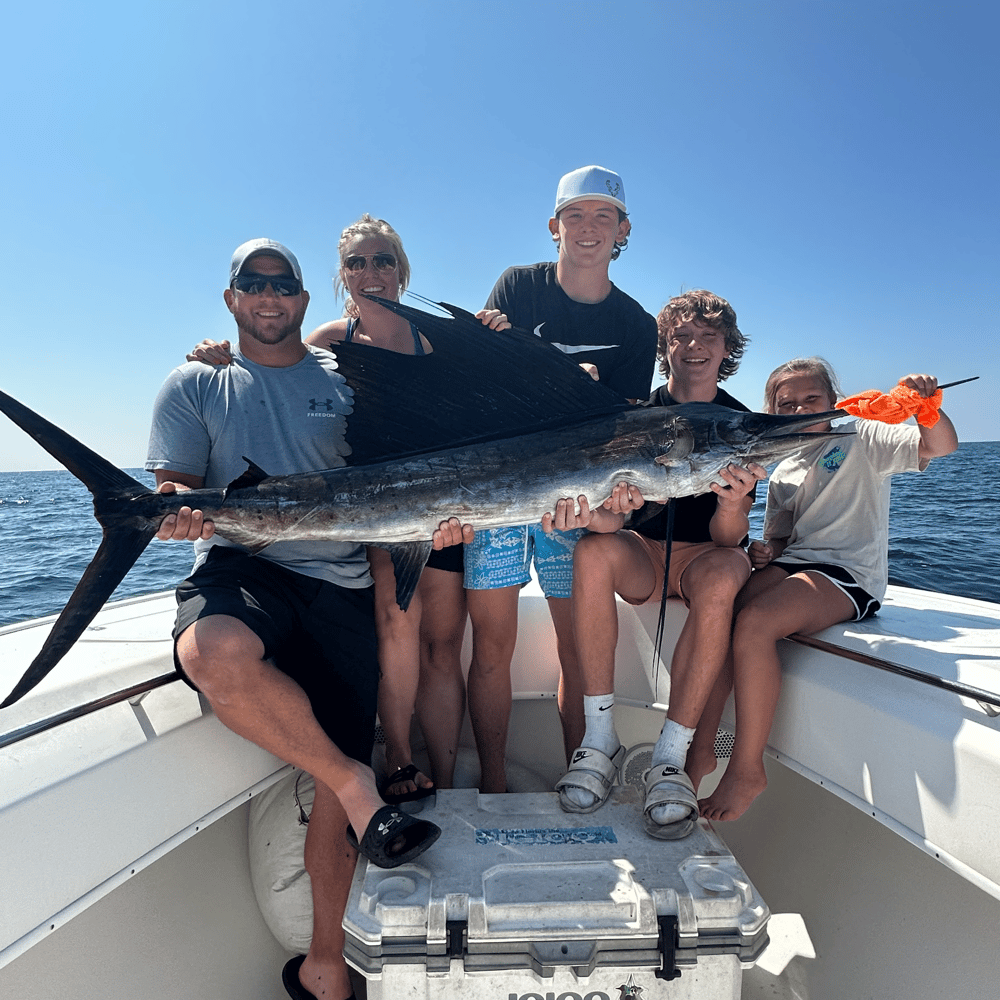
[447,919,467,958]
[655,915,680,981]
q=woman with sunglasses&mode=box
[186,215,470,803]
[316,215,469,803]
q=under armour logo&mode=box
[606,179,621,198]
[572,749,590,764]
[377,812,403,836]
[309,398,336,412]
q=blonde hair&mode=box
[333,214,411,318]
[763,356,842,413]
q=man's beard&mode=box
[237,313,302,346]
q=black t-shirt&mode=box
[631,386,753,543]
[485,262,658,401]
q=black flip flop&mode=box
[380,763,436,804]
[346,804,441,868]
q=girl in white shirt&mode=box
[693,357,958,822]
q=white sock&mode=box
[559,694,620,810]
[581,694,619,757]
[648,720,696,826]
[652,719,695,771]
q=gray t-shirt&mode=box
[146,344,372,588]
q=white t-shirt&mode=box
[763,419,922,600]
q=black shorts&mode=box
[173,547,379,764]
[425,542,464,573]
[769,560,880,621]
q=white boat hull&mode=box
[1,581,998,997]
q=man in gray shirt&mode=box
[148,238,448,1000]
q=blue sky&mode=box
[1,0,996,471]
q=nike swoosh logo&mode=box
[552,342,620,354]
[531,323,619,355]
[598,704,612,711]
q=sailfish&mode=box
[0,297,852,707]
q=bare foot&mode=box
[685,744,719,794]
[699,764,767,822]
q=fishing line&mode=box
[652,499,675,694]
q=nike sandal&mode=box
[555,744,626,814]
[642,764,698,840]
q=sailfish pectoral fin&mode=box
[377,541,434,612]
[0,522,159,708]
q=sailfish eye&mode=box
[654,420,694,466]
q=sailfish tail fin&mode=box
[0,524,159,708]
[0,389,159,708]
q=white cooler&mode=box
[343,787,769,999]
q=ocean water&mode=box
[0,469,197,628]
[0,443,997,628]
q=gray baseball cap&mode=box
[229,238,303,283]
[553,165,628,216]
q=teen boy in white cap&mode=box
[465,166,658,793]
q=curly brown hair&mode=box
[656,289,747,382]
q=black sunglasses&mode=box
[231,273,302,297]
[343,253,397,274]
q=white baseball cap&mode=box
[553,165,627,216]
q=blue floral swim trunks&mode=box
[463,523,585,598]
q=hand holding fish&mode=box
[154,482,216,542]
[603,481,646,516]
[710,463,767,510]
[432,517,474,549]
[543,482,646,535]
[708,463,766,548]
[542,495,594,533]
[186,339,233,366]
[475,308,512,332]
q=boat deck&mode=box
[1,584,999,997]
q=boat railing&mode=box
[786,632,1000,714]
[0,672,180,750]
[3,613,997,752]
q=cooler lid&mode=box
[344,787,769,977]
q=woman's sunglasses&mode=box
[343,253,397,274]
